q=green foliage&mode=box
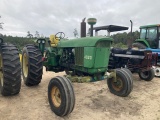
[111,30,140,44]
[0,30,140,52]
[1,35,35,52]
[112,42,127,48]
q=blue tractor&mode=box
[132,24,160,77]
[91,24,157,81]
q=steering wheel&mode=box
[55,32,65,39]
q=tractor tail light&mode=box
[42,57,46,61]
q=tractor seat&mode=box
[49,35,59,47]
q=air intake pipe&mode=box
[87,18,97,37]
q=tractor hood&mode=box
[57,36,113,47]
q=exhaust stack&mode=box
[127,20,133,48]
[81,18,86,37]
[130,20,133,34]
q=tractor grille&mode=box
[75,47,84,66]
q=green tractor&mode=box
[132,24,160,76]
[21,18,133,116]
[0,37,21,96]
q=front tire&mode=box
[138,69,155,81]
[121,68,133,95]
[107,69,133,97]
[48,76,75,116]
[22,45,43,86]
[0,43,21,96]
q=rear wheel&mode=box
[48,76,75,116]
[0,43,21,96]
[107,69,133,97]
[138,69,155,81]
[22,45,43,86]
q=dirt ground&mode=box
[0,69,160,120]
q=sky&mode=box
[0,0,160,38]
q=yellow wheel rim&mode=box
[0,54,3,87]
[51,86,61,108]
[22,53,28,78]
[111,76,123,91]
[19,54,22,64]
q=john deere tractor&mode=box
[0,37,21,96]
[132,24,160,77]
[21,18,133,116]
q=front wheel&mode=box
[48,76,75,116]
[107,69,133,97]
[121,68,133,95]
[138,69,155,81]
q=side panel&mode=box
[84,47,95,68]
[83,47,110,68]
[94,48,110,68]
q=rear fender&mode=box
[135,39,150,48]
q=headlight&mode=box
[0,38,3,43]
[42,40,45,43]
[37,40,41,43]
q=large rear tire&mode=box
[22,45,43,86]
[138,69,155,81]
[48,76,75,116]
[107,69,133,97]
[0,43,21,96]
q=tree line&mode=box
[1,35,36,52]
[112,31,140,44]
[111,30,140,48]
[0,30,140,51]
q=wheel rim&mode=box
[111,77,123,91]
[23,53,28,78]
[155,68,160,76]
[19,54,22,63]
[51,86,61,108]
[140,71,149,79]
